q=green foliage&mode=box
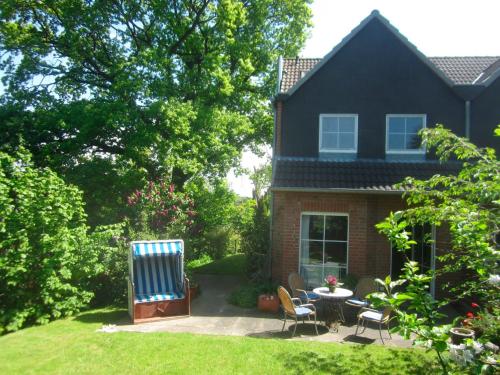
[184,179,242,260]
[240,163,271,281]
[373,125,500,374]
[190,253,247,276]
[0,148,122,333]
[0,0,312,226]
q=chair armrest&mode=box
[291,297,302,306]
[300,303,316,312]
[296,288,308,300]
[360,307,379,313]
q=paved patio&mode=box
[116,275,413,348]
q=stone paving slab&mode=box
[117,275,413,348]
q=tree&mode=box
[0,0,312,225]
[241,162,271,280]
[372,125,499,374]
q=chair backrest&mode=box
[288,272,305,298]
[381,307,392,323]
[278,286,296,316]
[354,277,377,300]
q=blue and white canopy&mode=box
[131,240,183,258]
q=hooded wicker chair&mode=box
[128,240,190,323]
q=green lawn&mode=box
[0,308,439,374]
[189,253,246,275]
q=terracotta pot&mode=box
[258,294,280,313]
[450,327,475,345]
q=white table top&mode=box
[313,287,353,299]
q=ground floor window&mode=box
[391,224,435,295]
[299,213,348,287]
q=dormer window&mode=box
[319,114,358,153]
[386,114,426,154]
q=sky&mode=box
[227,0,500,197]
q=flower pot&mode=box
[258,294,280,313]
[450,327,475,345]
[328,286,336,293]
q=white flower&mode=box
[472,340,484,354]
[488,274,500,285]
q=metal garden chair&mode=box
[355,306,392,344]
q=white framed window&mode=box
[299,212,348,287]
[319,114,358,153]
[386,114,426,154]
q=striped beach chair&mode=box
[128,240,190,323]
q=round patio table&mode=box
[313,287,353,331]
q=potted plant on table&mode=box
[324,275,343,293]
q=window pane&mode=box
[321,133,338,149]
[406,117,423,133]
[324,242,347,265]
[388,117,405,133]
[301,240,323,265]
[406,133,421,149]
[300,265,323,288]
[388,134,405,150]
[302,215,324,240]
[338,117,355,132]
[324,216,348,241]
[322,117,338,132]
[338,132,355,149]
[323,265,345,279]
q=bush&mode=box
[228,281,278,308]
[0,149,122,333]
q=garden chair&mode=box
[345,277,377,310]
[354,306,392,344]
[288,272,320,304]
[277,286,319,337]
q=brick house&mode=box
[270,10,500,296]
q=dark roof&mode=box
[272,158,461,192]
[280,56,500,92]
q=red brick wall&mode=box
[271,190,456,297]
[271,191,404,287]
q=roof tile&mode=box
[272,158,461,191]
[280,56,500,92]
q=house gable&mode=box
[279,14,464,159]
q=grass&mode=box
[0,308,439,375]
[189,253,246,275]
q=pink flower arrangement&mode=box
[325,275,337,286]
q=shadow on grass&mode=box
[280,345,438,375]
[75,308,129,325]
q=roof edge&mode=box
[271,186,403,195]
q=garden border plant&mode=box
[370,125,499,374]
